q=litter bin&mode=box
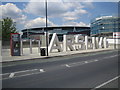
[40,47,46,56]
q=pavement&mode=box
[1,50,119,88]
[1,47,114,63]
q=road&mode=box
[1,50,120,89]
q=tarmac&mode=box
[1,46,114,63]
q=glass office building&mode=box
[90,16,120,37]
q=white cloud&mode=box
[63,8,87,17]
[63,17,79,21]
[0,3,26,22]
[25,17,56,28]
[0,3,27,30]
[0,2,91,30]
[64,21,89,27]
[24,0,88,21]
[24,1,68,17]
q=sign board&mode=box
[10,33,21,56]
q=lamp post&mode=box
[45,0,49,56]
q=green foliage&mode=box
[2,17,17,41]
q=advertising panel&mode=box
[10,33,21,56]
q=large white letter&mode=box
[99,37,103,48]
[103,37,108,48]
[75,35,85,50]
[92,37,96,49]
[48,33,62,53]
[85,36,92,50]
[63,35,75,52]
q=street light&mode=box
[45,0,49,56]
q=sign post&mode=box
[10,33,21,56]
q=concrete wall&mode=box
[107,39,120,49]
[107,39,120,44]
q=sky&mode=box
[0,0,119,33]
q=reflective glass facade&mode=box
[90,16,120,36]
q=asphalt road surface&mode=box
[1,50,120,89]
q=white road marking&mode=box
[64,59,98,68]
[102,54,119,60]
[14,69,38,74]
[63,54,117,68]
[0,73,10,76]
[9,73,15,78]
[109,55,118,58]
[1,68,45,80]
[94,59,98,62]
[92,75,120,90]
[2,72,44,80]
[65,64,71,67]
[85,61,88,63]
[1,54,119,80]
[40,69,45,72]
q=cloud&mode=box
[63,21,89,27]
[0,2,92,30]
[0,3,26,22]
[25,17,56,28]
[63,8,87,20]
[24,1,68,17]
[63,17,79,21]
[0,3,27,31]
[24,0,88,21]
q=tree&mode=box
[2,17,17,41]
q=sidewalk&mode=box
[1,47,114,63]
